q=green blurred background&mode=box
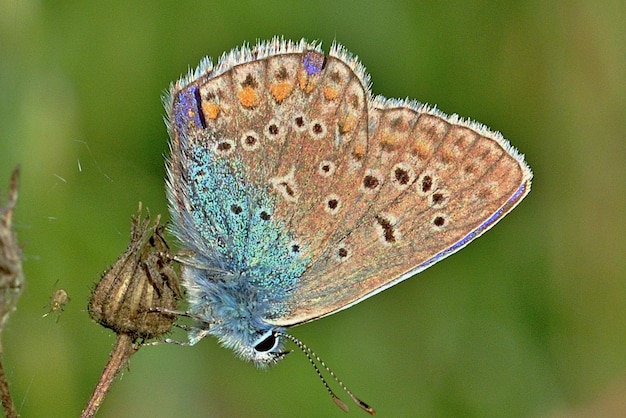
[1,1,625,417]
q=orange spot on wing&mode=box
[297,70,316,93]
[202,102,220,120]
[238,86,258,108]
[323,86,339,101]
[269,82,293,103]
[352,143,366,160]
[339,114,358,134]
[380,133,403,151]
[411,138,433,159]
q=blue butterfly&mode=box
[164,38,532,413]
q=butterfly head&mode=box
[250,329,290,366]
[191,326,289,367]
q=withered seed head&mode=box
[88,204,180,340]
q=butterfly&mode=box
[164,37,532,413]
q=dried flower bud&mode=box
[0,167,24,332]
[88,204,180,340]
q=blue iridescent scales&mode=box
[165,38,532,365]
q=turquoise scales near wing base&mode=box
[164,38,532,366]
[167,84,309,363]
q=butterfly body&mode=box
[165,38,532,366]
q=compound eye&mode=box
[254,331,279,353]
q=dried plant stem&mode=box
[0,345,17,418]
[81,334,138,418]
[0,167,24,418]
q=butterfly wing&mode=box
[260,43,533,326]
[166,38,374,323]
[166,38,531,329]
[270,99,532,326]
